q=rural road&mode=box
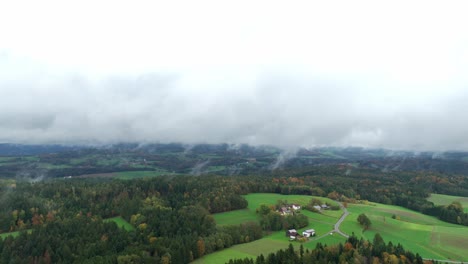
[423,259,466,264]
[333,201,350,238]
[308,201,350,242]
[326,203,466,264]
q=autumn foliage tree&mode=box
[197,238,206,257]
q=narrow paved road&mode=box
[333,201,350,238]
[305,203,466,263]
[325,203,466,263]
[307,201,349,242]
[422,259,466,264]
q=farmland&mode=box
[339,202,468,261]
[427,193,468,213]
[200,194,468,263]
[114,170,170,180]
[213,193,340,227]
[198,193,343,264]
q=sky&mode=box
[1,1,468,151]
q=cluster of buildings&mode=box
[312,204,329,211]
[286,228,316,240]
[277,203,328,240]
[277,204,301,215]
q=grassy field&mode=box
[242,193,338,213]
[115,170,169,180]
[104,216,135,231]
[69,155,99,165]
[195,222,343,263]
[204,194,468,263]
[22,156,40,162]
[427,193,468,213]
[199,193,343,264]
[213,193,340,226]
[0,157,15,162]
[340,202,468,261]
[205,166,227,173]
[0,229,32,239]
[38,163,72,169]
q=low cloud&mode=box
[270,148,298,170]
[1,0,467,151]
[1,66,468,151]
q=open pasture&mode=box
[341,203,468,261]
[115,170,169,180]
[205,194,468,263]
[213,193,340,226]
[203,193,343,263]
[427,193,468,213]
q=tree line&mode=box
[226,233,425,264]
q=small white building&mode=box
[286,229,298,236]
[279,207,292,215]
[302,229,315,237]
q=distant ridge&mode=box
[0,144,82,156]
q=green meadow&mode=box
[0,157,15,162]
[0,229,32,239]
[193,230,346,264]
[104,216,135,231]
[201,193,468,263]
[341,202,468,261]
[427,193,468,213]
[213,193,340,226]
[115,170,169,180]
[200,193,343,264]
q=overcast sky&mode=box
[1,1,468,151]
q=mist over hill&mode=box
[1,143,468,178]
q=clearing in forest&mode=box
[427,193,468,213]
[104,216,135,231]
[200,193,343,264]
